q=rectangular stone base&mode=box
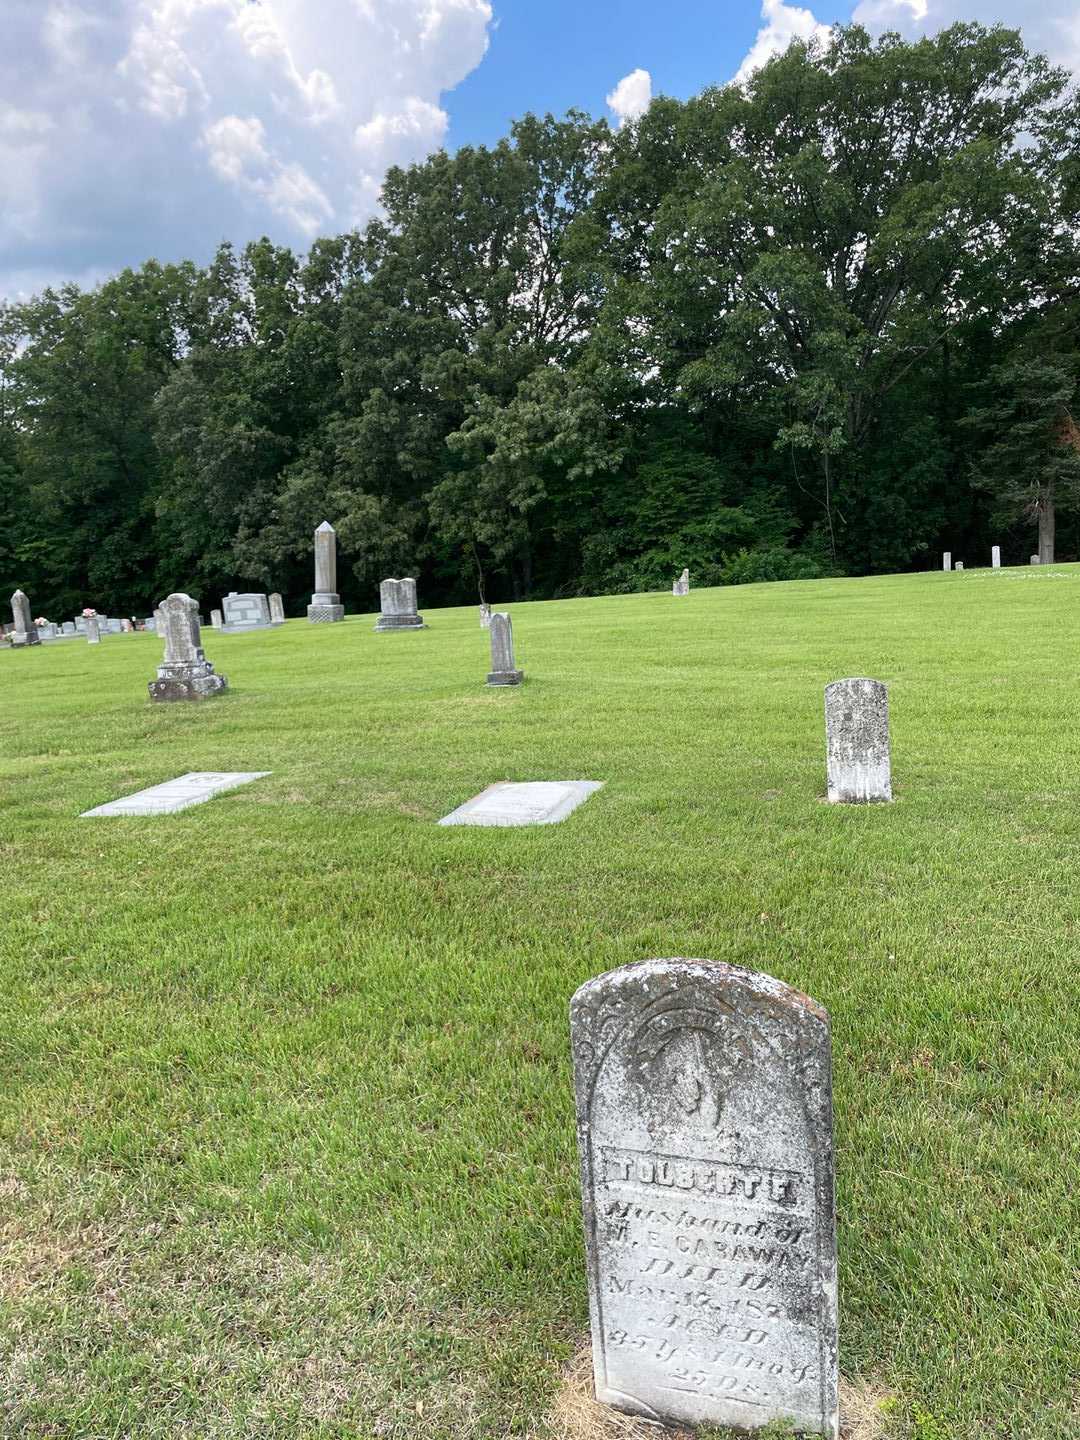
[486,670,524,686]
[10,634,40,647]
[307,605,344,623]
[374,614,426,630]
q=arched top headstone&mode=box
[824,677,891,804]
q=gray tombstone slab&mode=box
[479,603,492,629]
[221,592,272,631]
[375,577,425,630]
[10,590,40,647]
[210,609,223,629]
[955,562,964,571]
[824,678,891,804]
[38,622,58,640]
[439,780,602,827]
[570,958,838,1438]
[86,616,101,644]
[148,593,227,702]
[307,521,345,623]
[672,568,690,596]
[991,546,1001,569]
[486,611,523,686]
[81,771,270,817]
[269,592,285,625]
[1031,554,1040,565]
[144,616,157,632]
[943,552,951,571]
[107,618,123,634]
[62,621,76,636]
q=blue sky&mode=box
[0,0,1074,301]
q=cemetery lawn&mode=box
[2,567,1079,1440]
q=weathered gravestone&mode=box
[824,678,891,804]
[107,618,123,634]
[571,958,838,1437]
[479,603,492,629]
[1031,555,1040,565]
[148,593,227,702]
[955,562,964,571]
[144,616,157,632]
[210,609,223,629]
[307,521,345,623]
[943,552,951,572]
[673,568,690,597]
[222,592,272,630]
[86,615,101,645]
[62,621,76,636]
[269,592,285,625]
[10,591,40,647]
[375,577,425,631]
[991,546,1001,569]
[487,612,523,686]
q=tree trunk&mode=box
[1038,489,1055,565]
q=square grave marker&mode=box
[81,771,270,817]
[438,780,602,827]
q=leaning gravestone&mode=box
[148,593,227,702]
[307,521,345,623]
[487,612,523,686]
[375,577,425,631]
[10,590,40,647]
[571,958,838,1437]
[825,678,891,804]
[269,592,285,625]
[222,592,272,630]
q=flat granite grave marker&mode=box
[81,771,270,817]
[439,780,602,827]
[307,521,345,623]
[148,593,227,702]
[10,590,39,647]
[570,958,838,1438]
[825,678,891,804]
[487,612,523,686]
[375,577,425,631]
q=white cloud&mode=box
[852,0,1080,73]
[733,0,834,86]
[606,68,653,128]
[0,0,493,298]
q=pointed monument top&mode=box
[316,521,335,533]
[11,589,26,600]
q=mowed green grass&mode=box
[1,569,1079,1440]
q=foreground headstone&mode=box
[571,958,838,1437]
[991,545,1001,569]
[148,593,227,702]
[487,612,523,686]
[825,678,891,804]
[269,592,285,625]
[439,780,602,827]
[86,615,101,645]
[672,568,690,597]
[10,590,40,647]
[943,552,951,571]
[307,521,345,623]
[375,577,425,631]
[479,603,492,629]
[222,592,272,630]
[81,771,270,817]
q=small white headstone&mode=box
[438,781,602,827]
[1031,555,1040,565]
[943,552,951,571]
[955,562,964,571]
[81,772,270,817]
[991,546,1001,568]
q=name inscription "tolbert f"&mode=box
[571,959,838,1438]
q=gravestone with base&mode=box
[148,593,227,702]
[307,521,345,623]
[824,678,891,804]
[375,577,425,630]
[673,568,690,596]
[571,958,838,1438]
[222,592,272,631]
[10,591,40,647]
[269,592,285,625]
[487,612,523,686]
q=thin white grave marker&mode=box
[438,781,602,827]
[81,771,270,817]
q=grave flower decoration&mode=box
[34,617,47,626]
[81,608,96,618]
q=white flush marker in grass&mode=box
[438,780,603,828]
[81,772,270,817]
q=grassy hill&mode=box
[2,569,1078,1440]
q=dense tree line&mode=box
[3,22,1080,621]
